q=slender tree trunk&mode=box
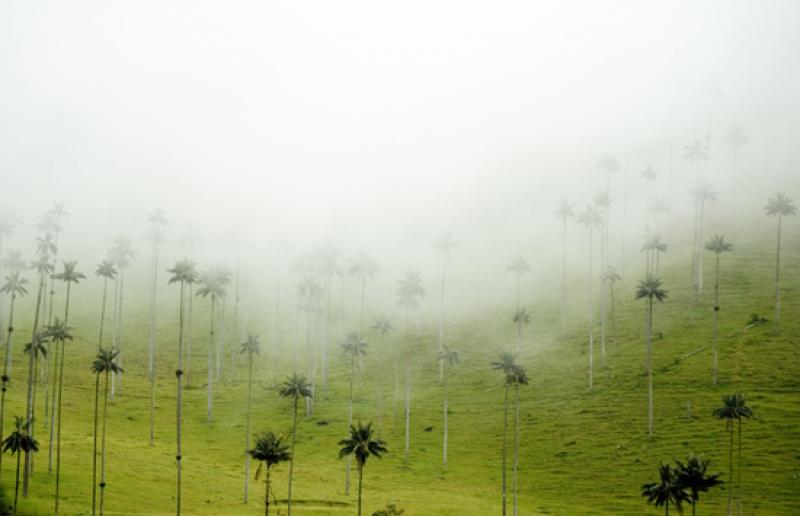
[14,449,20,513]
[323,276,331,392]
[561,218,567,330]
[54,338,66,514]
[111,274,119,400]
[600,220,607,366]
[208,296,215,422]
[148,238,159,447]
[588,228,594,390]
[774,216,782,333]
[609,283,616,343]
[345,357,354,494]
[698,200,706,295]
[443,367,448,469]
[265,464,270,516]
[288,396,298,516]
[647,298,654,436]
[727,420,733,515]
[305,311,313,418]
[439,252,445,382]
[92,373,100,516]
[176,281,185,516]
[99,370,109,516]
[513,382,520,516]
[99,278,108,351]
[0,293,17,481]
[712,253,720,385]
[244,352,253,503]
[357,462,363,516]
[502,383,508,516]
[117,271,125,394]
[186,284,194,386]
[23,271,45,496]
[48,331,59,472]
[737,418,743,509]
[217,300,225,382]
[360,276,366,331]
[404,365,411,459]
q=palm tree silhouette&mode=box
[278,373,312,516]
[506,255,530,311]
[675,453,723,516]
[765,193,796,333]
[0,271,27,481]
[107,236,135,399]
[396,270,424,454]
[684,139,710,179]
[578,204,603,388]
[593,190,612,366]
[705,235,733,385]
[641,235,667,277]
[240,334,261,503]
[196,267,227,422]
[438,345,459,469]
[92,348,122,516]
[370,316,393,436]
[338,421,387,516]
[635,276,668,435]
[511,308,530,355]
[145,210,168,446]
[2,415,37,514]
[491,352,517,516]
[94,261,117,353]
[640,166,658,233]
[724,126,748,240]
[690,181,718,297]
[642,462,689,515]
[249,431,291,516]
[314,241,342,393]
[713,393,753,514]
[341,331,368,495]
[348,252,379,331]
[295,264,322,416]
[603,267,621,343]
[554,199,575,330]
[506,364,528,516]
[648,198,670,238]
[167,258,197,514]
[433,233,457,382]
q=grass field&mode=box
[1,229,798,515]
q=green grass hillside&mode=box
[1,232,798,515]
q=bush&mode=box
[372,503,405,516]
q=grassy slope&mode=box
[1,231,798,515]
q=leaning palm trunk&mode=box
[712,253,721,385]
[501,382,509,516]
[646,297,654,435]
[243,350,254,503]
[287,396,298,516]
[0,291,18,481]
[513,381,520,516]
[23,271,46,496]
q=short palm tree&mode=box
[713,393,753,514]
[0,272,27,481]
[554,199,575,330]
[250,431,291,516]
[433,233,457,382]
[167,258,197,514]
[642,463,689,515]
[506,255,530,311]
[2,416,37,514]
[438,345,459,469]
[241,334,261,503]
[338,421,387,516]
[278,373,313,516]
[705,235,733,385]
[506,364,528,516]
[348,253,379,330]
[511,308,530,354]
[765,193,796,333]
[675,453,723,516]
[92,349,122,516]
[341,332,368,495]
[635,276,668,435]
[491,352,517,516]
[578,204,603,388]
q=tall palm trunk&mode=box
[404,365,411,459]
[587,227,594,389]
[501,382,509,516]
[216,300,225,382]
[697,200,707,294]
[112,270,126,398]
[737,418,743,511]
[14,447,21,513]
[186,283,194,386]
[609,281,617,343]
[442,365,448,468]
[513,381,520,516]
[111,274,120,400]
[712,253,720,385]
[646,297,654,436]
[207,296,216,422]
[92,371,101,516]
[176,281,185,515]
[99,370,109,515]
[774,215,782,332]
[0,292,18,481]
[359,276,366,331]
[322,276,332,392]
[438,252,445,382]
[148,236,159,447]
[244,350,253,503]
[727,420,733,515]
[345,356,354,494]
[287,396,298,516]
[357,462,363,516]
[23,271,45,496]
[305,312,313,418]
[560,217,568,330]
[54,334,66,514]
[51,282,73,482]
[264,464,271,516]
[600,220,607,366]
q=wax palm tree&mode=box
[92,349,122,516]
[635,276,668,436]
[396,270,425,453]
[178,229,203,387]
[506,364,528,516]
[765,193,796,333]
[642,463,689,515]
[724,126,748,240]
[348,253,379,331]
[1,251,26,276]
[0,272,28,480]
[196,268,227,422]
[241,334,261,503]
[491,352,517,516]
[713,393,753,514]
[554,199,575,330]
[649,198,670,238]
[3,416,37,514]
[594,190,613,366]
[603,267,621,343]
[211,266,232,382]
[36,209,64,328]
[684,139,710,177]
[705,235,733,385]
[690,181,718,296]
[433,233,457,381]
[314,241,342,392]
[341,332,368,495]
[596,154,621,191]
[641,235,668,277]
[94,261,117,353]
[145,208,167,431]
[167,259,196,513]
[108,236,135,398]
[250,431,291,516]
[438,345,459,469]
[640,166,658,232]
[295,268,322,416]
[578,204,603,388]
[506,255,530,311]
[675,453,723,516]
[338,421,387,516]
[370,316,393,435]
[278,373,313,516]
[511,308,530,354]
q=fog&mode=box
[1,0,799,316]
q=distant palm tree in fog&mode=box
[92,348,122,516]
[0,271,27,482]
[348,252,379,331]
[196,267,227,422]
[635,276,668,436]
[145,208,167,447]
[240,334,261,504]
[491,352,518,516]
[438,345,459,469]
[593,190,612,366]
[765,193,796,333]
[506,255,530,311]
[396,271,424,457]
[279,373,313,516]
[433,233,458,382]
[511,308,530,355]
[603,267,621,343]
[340,331,368,495]
[724,125,748,240]
[578,204,603,388]
[108,236,135,399]
[554,199,575,329]
[690,181,718,298]
[705,235,732,385]
[370,315,393,436]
